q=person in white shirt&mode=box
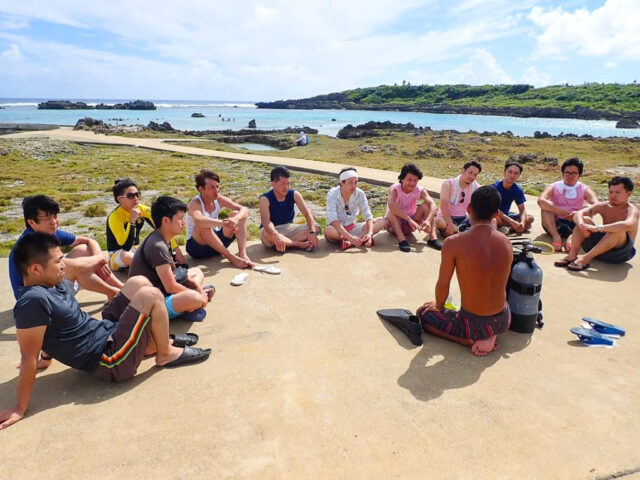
[324,167,385,250]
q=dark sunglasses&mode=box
[122,191,141,199]
[459,191,466,203]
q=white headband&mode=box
[339,169,358,182]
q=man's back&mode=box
[448,226,512,315]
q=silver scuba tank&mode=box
[507,246,543,333]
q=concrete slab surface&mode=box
[1,129,639,479]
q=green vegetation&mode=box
[258,83,640,118]
[84,202,108,217]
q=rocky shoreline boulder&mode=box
[95,100,156,110]
[616,119,639,129]
[191,113,205,118]
[147,121,174,132]
[337,121,419,139]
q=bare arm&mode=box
[218,195,249,220]
[420,189,437,223]
[258,196,277,236]
[155,263,190,295]
[188,199,224,229]
[174,246,186,265]
[387,188,411,221]
[435,241,455,309]
[439,182,454,226]
[293,191,318,247]
[0,326,46,429]
[599,205,639,233]
[584,187,598,206]
[538,184,570,217]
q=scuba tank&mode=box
[508,240,544,333]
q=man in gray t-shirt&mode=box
[129,196,213,321]
[1,232,211,430]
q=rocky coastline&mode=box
[38,100,156,110]
[256,100,639,122]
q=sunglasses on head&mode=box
[122,191,141,199]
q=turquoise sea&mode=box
[1,98,638,138]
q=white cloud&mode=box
[523,66,550,87]
[529,0,640,60]
[0,43,22,61]
[448,49,513,84]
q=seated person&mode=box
[435,161,482,238]
[259,166,320,252]
[0,232,211,430]
[9,195,122,301]
[296,131,309,146]
[385,163,442,251]
[186,169,254,269]
[417,186,512,357]
[538,157,597,252]
[491,161,534,234]
[107,179,184,270]
[555,176,638,270]
[324,167,385,250]
[129,196,213,322]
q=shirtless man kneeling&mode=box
[417,186,513,356]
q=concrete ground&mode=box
[1,128,639,479]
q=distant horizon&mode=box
[2,80,639,104]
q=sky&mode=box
[0,0,638,101]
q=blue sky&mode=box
[0,0,638,101]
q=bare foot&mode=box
[238,255,255,268]
[229,255,250,269]
[155,345,184,366]
[471,336,499,357]
[16,357,52,370]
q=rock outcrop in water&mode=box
[38,100,91,110]
[337,121,422,139]
[191,113,205,118]
[616,119,639,128]
[39,100,155,110]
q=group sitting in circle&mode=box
[1,158,637,430]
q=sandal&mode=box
[553,258,573,268]
[567,261,591,271]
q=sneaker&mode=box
[498,226,510,235]
[398,240,411,252]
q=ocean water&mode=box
[0,98,638,138]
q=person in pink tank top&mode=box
[385,163,442,252]
[538,158,598,252]
[435,161,482,238]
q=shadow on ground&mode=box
[398,331,532,401]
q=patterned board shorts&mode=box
[419,305,511,341]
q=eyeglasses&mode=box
[36,214,58,222]
[121,191,141,199]
[459,191,466,203]
[563,171,580,177]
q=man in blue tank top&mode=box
[259,166,320,252]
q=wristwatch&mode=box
[597,225,603,233]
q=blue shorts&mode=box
[451,215,471,232]
[543,218,576,237]
[186,228,235,259]
[582,232,636,264]
[165,295,180,320]
[506,212,521,221]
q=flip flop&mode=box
[341,239,354,251]
[377,308,423,346]
[169,332,199,348]
[567,261,590,271]
[253,265,281,275]
[582,317,626,336]
[160,345,212,368]
[230,271,250,286]
[570,327,615,346]
[553,258,573,267]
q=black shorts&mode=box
[582,232,636,264]
[186,228,235,259]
